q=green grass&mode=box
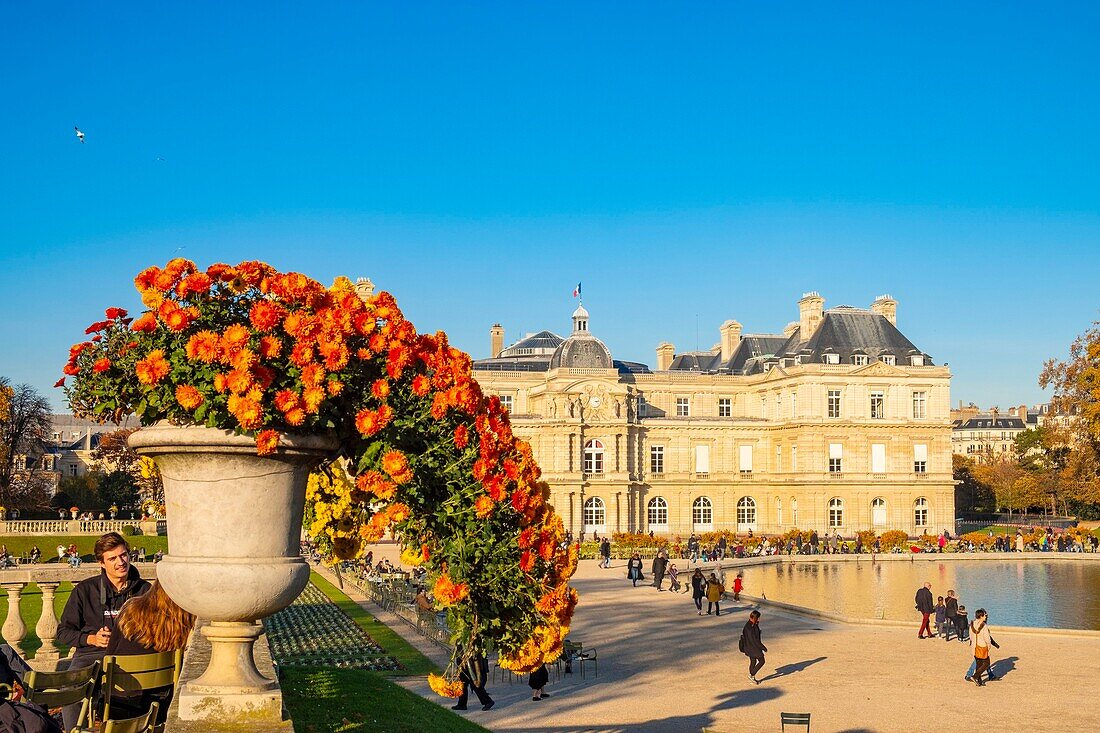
[0,535,169,563]
[0,581,74,657]
[281,667,489,733]
[308,571,439,676]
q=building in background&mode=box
[474,292,954,537]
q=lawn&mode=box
[281,667,488,733]
[0,535,169,563]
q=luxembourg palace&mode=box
[470,291,954,538]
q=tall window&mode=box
[583,497,605,528]
[499,394,513,412]
[914,497,929,527]
[828,498,844,528]
[583,439,604,474]
[912,391,927,419]
[775,446,782,472]
[739,445,753,474]
[692,497,713,528]
[827,390,841,418]
[914,443,928,473]
[718,398,731,417]
[790,392,797,416]
[648,497,668,528]
[792,498,798,526]
[791,445,798,471]
[871,443,886,474]
[828,443,843,473]
[650,445,664,474]
[676,397,690,417]
[695,445,710,474]
[776,497,783,526]
[870,391,884,419]
[736,497,757,527]
[872,497,887,528]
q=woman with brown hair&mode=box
[104,582,197,721]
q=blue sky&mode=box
[2,2,1099,411]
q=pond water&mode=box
[739,559,1100,630]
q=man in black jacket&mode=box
[915,582,935,638]
[740,610,768,684]
[57,532,151,729]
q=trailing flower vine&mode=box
[61,259,578,692]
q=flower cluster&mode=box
[62,259,578,693]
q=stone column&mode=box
[33,582,61,669]
[2,583,27,656]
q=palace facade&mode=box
[472,292,954,538]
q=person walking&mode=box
[934,596,948,638]
[454,650,495,711]
[627,553,644,587]
[652,549,668,590]
[740,610,768,684]
[915,582,935,638]
[732,572,744,602]
[944,590,959,642]
[598,538,611,569]
[968,609,1000,686]
[705,572,724,615]
[691,568,706,614]
[668,563,681,592]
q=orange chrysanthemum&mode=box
[427,673,464,699]
[255,429,280,456]
[381,450,413,484]
[284,407,306,426]
[185,331,221,363]
[221,323,251,354]
[249,300,283,332]
[474,495,494,519]
[411,374,431,396]
[175,385,204,410]
[432,574,469,607]
[92,358,111,373]
[300,363,326,387]
[370,379,390,400]
[259,335,283,359]
[135,350,170,385]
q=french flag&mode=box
[572,282,582,298]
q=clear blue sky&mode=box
[2,2,1099,411]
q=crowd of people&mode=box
[916,581,1002,686]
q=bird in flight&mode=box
[74,126,85,143]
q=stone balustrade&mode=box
[0,519,165,536]
[0,565,158,671]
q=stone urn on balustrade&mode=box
[129,422,335,723]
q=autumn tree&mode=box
[953,454,995,513]
[1040,319,1100,519]
[972,457,1043,515]
[0,378,53,507]
[91,428,163,507]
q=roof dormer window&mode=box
[910,355,925,366]
[823,353,840,364]
[852,354,868,365]
[880,354,896,366]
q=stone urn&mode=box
[70,509,78,519]
[128,422,335,722]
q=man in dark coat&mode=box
[651,550,668,590]
[915,582,935,638]
[599,538,611,569]
[740,610,768,683]
[453,649,494,711]
[944,590,959,642]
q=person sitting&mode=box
[137,547,147,563]
[29,546,40,564]
[104,582,196,724]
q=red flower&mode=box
[92,358,111,373]
[53,378,65,388]
[84,321,108,334]
[105,307,128,320]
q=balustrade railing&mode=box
[0,566,157,671]
[0,519,165,536]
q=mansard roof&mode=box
[954,417,1026,431]
[500,330,564,357]
[780,309,931,364]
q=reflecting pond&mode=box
[739,559,1100,630]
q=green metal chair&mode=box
[23,660,101,729]
[780,711,811,732]
[101,650,182,727]
[101,701,160,733]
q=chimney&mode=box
[490,324,505,358]
[656,342,675,371]
[719,320,742,362]
[84,429,92,451]
[798,291,825,340]
[871,294,897,326]
[355,277,375,301]
[783,321,799,339]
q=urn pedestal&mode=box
[129,423,334,723]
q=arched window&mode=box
[737,496,757,528]
[914,497,929,527]
[692,497,713,529]
[583,439,604,474]
[583,497,606,529]
[791,497,798,526]
[828,498,844,528]
[871,497,887,528]
[647,497,668,528]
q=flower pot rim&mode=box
[127,421,338,455]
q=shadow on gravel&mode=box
[759,656,827,681]
[991,656,1018,678]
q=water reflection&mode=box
[742,559,1100,630]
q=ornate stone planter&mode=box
[128,422,335,722]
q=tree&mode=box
[953,454,995,513]
[99,471,139,511]
[0,378,53,506]
[92,428,163,505]
[972,457,1037,515]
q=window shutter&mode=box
[695,445,710,473]
[871,443,886,473]
[739,445,753,471]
